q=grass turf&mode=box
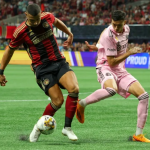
[0,65,150,150]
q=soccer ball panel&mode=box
[36,115,56,135]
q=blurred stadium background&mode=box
[1,0,150,150]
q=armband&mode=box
[96,44,100,49]
[0,69,4,75]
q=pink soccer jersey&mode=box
[96,24,130,69]
[96,24,137,98]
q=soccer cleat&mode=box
[76,100,85,123]
[29,124,41,142]
[132,134,150,143]
[62,127,78,141]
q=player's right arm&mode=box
[0,47,15,86]
[0,25,24,86]
[84,41,98,51]
[84,29,106,51]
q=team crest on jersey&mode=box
[42,22,49,28]
[43,79,50,85]
[117,42,121,51]
[106,73,111,76]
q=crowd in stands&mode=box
[1,0,150,25]
[1,38,150,53]
[1,0,150,52]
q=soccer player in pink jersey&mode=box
[76,10,150,142]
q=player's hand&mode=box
[0,75,7,86]
[85,41,98,50]
[129,47,142,55]
[63,33,73,47]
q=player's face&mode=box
[112,20,125,33]
[26,12,41,27]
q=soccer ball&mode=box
[36,115,56,135]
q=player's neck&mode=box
[25,20,30,27]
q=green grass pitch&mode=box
[0,65,150,150]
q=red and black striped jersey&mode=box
[9,12,65,67]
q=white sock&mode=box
[79,99,87,107]
[135,127,143,136]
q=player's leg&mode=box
[59,70,79,141]
[128,81,150,142]
[43,84,63,116]
[76,68,118,123]
[29,66,64,142]
[29,83,64,142]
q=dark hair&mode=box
[27,4,41,16]
[112,10,126,21]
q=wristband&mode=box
[0,69,4,75]
[96,43,100,49]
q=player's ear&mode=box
[25,11,27,16]
[124,20,127,25]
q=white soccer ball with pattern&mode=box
[36,115,56,135]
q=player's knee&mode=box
[51,97,64,107]
[68,85,79,98]
[106,87,117,96]
[68,84,79,94]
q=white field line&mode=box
[0,92,138,102]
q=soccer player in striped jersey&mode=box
[76,10,150,143]
[0,4,79,142]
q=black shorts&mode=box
[34,59,73,94]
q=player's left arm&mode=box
[107,52,131,67]
[107,47,142,67]
[53,18,73,47]
[84,29,106,51]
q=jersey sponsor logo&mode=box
[43,79,50,86]
[107,48,116,51]
[32,29,53,44]
[42,22,49,28]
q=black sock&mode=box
[64,116,73,128]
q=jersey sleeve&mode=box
[47,12,55,24]
[101,35,117,56]
[9,30,24,49]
